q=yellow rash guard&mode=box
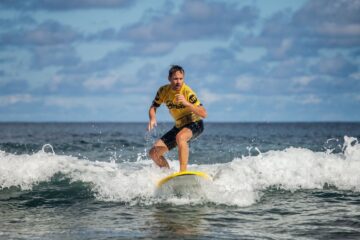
[152,83,202,128]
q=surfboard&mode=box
[157,171,211,187]
[156,171,211,198]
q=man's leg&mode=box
[176,128,193,172]
[149,139,170,168]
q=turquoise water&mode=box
[1,122,360,239]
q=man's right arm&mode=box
[148,87,162,131]
[147,105,158,131]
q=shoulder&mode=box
[184,84,195,93]
[183,84,200,104]
[157,84,171,94]
[183,84,197,95]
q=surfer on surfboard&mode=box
[147,65,207,172]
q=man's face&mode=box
[168,71,184,91]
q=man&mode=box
[147,65,207,172]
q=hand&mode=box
[147,118,157,131]
[175,94,190,107]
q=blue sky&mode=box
[0,0,359,122]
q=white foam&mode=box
[205,136,360,206]
[0,136,359,207]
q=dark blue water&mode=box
[1,122,360,239]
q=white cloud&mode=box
[292,76,315,87]
[120,1,258,43]
[1,1,359,122]
[355,94,360,101]
[140,42,175,55]
[45,96,87,109]
[300,94,321,104]
[49,75,63,91]
[350,72,360,81]
[44,95,148,110]
[235,75,253,91]
[0,0,134,10]
[199,89,220,104]
[83,75,118,91]
[186,1,212,19]
[0,94,36,106]
[320,23,360,36]
[199,89,244,105]
[272,38,294,59]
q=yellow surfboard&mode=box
[157,171,211,187]
[156,171,211,197]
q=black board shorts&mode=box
[160,120,204,150]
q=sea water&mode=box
[0,122,360,239]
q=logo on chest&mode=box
[166,100,185,109]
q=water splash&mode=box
[1,136,359,206]
[41,144,55,155]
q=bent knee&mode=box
[149,146,167,159]
[149,148,157,158]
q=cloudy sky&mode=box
[1,0,359,122]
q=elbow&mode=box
[192,105,207,118]
[202,110,208,119]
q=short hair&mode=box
[168,65,185,78]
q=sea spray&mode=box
[1,137,360,206]
[207,136,360,205]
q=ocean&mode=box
[1,122,360,239]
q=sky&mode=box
[0,0,359,122]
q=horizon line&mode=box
[1,120,359,124]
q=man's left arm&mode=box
[186,103,207,118]
[176,94,207,118]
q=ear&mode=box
[168,76,171,82]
